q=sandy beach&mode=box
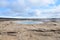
[0,20,60,40]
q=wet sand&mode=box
[0,21,60,40]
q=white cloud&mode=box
[28,0,56,6]
[17,0,25,6]
[0,0,9,7]
[30,5,60,18]
[43,5,60,13]
[11,0,25,7]
[34,9,42,17]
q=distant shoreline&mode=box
[0,18,60,22]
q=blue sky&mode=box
[0,0,60,18]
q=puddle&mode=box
[15,21,44,24]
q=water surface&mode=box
[15,21,44,24]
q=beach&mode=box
[0,20,60,40]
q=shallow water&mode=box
[15,21,44,24]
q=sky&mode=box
[0,0,60,18]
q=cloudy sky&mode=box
[0,0,60,18]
